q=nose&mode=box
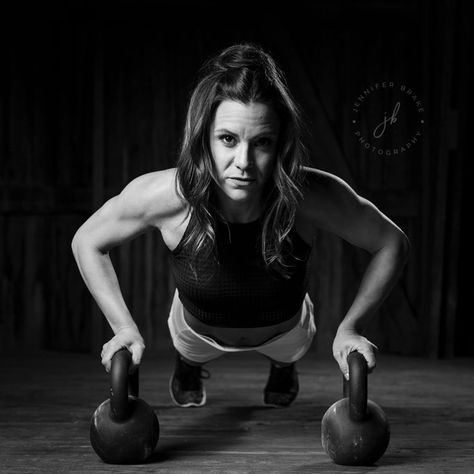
[234,142,253,171]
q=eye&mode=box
[219,134,236,147]
[255,137,273,148]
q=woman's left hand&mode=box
[332,326,378,380]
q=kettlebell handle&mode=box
[342,351,368,422]
[110,348,139,421]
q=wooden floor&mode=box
[1,343,473,473]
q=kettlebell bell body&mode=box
[321,351,390,466]
[321,397,389,465]
[90,349,159,464]
[90,396,159,464]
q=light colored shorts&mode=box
[167,289,317,364]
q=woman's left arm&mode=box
[298,168,410,378]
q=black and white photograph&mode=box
[1,0,472,472]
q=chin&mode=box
[227,189,255,201]
[214,180,262,204]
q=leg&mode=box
[178,353,205,367]
[263,361,299,407]
[257,294,317,407]
[261,355,293,368]
[169,351,211,407]
[167,289,225,407]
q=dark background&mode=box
[0,0,472,358]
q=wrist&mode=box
[336,321,359,334]
[115,323,139,335]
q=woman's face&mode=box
[209,100,280,216]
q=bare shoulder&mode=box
[298,166,408,252]
[299,166,361,223]
[301,166,354,195]
[118,167,187,229]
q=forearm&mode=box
[338,238,409,333]
[72,238,138,335]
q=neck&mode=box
[214,193,264,224]
[216,204,263,224]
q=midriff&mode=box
[183,304,303,347]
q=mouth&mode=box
[229,177,255,182]
[228,177,256,187]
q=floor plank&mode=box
[1,345,473,473]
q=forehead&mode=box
[212,100,280,132]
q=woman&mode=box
[72,43,409,408]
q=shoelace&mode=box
[176,357,210,390]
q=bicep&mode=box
[73,175,164,253]
[334,195,400,253]
[73,195,150,253]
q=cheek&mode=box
[213,145,234,167]
[209,142,221,164]
[210,143,232,176]
[259,151,277,175]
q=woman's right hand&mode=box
[100,326,146,374]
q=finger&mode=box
[129,344,144,374]
[336,352,350,380]
[341,366,349,380]
[100,342,109,361]
[100,345,111,372]
[101,340,126,373]
[358,348,377,372]
[370,341,379,353]
[102,356,111,373]
[102,351,115,373]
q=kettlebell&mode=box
[90,348,159,464]
[321,351,390,466]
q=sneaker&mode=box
[263,362,299,407]
[169,353,210,407]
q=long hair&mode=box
[174,42,310,278]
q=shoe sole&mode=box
[264,384,299,407]
[264,403,288,408]
[263,394,296,408]
[169,374,207,408]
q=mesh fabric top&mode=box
[169,213,312,328]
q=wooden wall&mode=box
[0,1,470,357]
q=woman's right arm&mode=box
[71,170,177,372]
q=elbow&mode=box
[71,230,83,259]
[376,228,410,266]
[71,228,92,259]
[395,230,411,266]
[71,229,109,258]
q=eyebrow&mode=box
[213,128,278,136]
